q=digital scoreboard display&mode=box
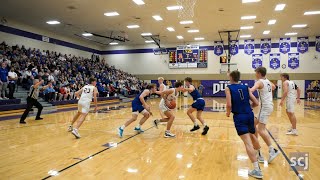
[168,45,208,68]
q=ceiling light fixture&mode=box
[240,35,251,38]
[304,11,320,15]
[240,26,254,30]
[167,27,175,31]
[104,12,119,16]
[166,6,183,10]
[82,33,93,36]
[275,4,286,11]
[145,40,154,43]
[194,37,204,40]
[268,19,277,25]
[188,29,199,33]
[263,30,270,34]
[152,15,163,21]
[46,20,60,25]
[242,0,261,3]
[127,25,140,28]
[292,24,307,28]
[109,42,119,45]
[141,33,152,36]
[180,20,193,24]
[177,35,184,39]
[132,0,145,5]
[241,16,256,20]
[285,32,298,36]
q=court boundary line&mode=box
[267,129,303,180]
[41,125,155,180]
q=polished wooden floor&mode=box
[0,97,319,180]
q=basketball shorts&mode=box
[78,100,91,114]
[286,98,295,113]
[257,105,273,124]
[132,101,147,114]
[159,99,170,113]
[233,112,255,136]
[191,98,205,111]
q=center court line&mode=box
[42,125,155,180]
[267,129,303,180]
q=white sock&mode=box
[203,123,207,127]
[165,130,170,133]
[253,161,260,170]
[269,146,274,152]
[194,122,198,126]
[136,124,141,128]
[120,125,125,130]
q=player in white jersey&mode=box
[154,82,184,138]
[280,73,301,136]
[158,77,167,119]
[250,67,279,163]
[68,77,98,138]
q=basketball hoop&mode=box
[177,0,197,20]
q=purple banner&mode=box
[252,54,263,69]
[214,41,224,56]
[279,37,291,54]
[260,38,271,54]
[288,53,299,69]
[316,36,320,52]
[229,40,239,55]
[244,39,255,55]
[269,53,280,70]
[201,80,257,97]
[297,37,309,54]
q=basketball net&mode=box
[177,0,197,20]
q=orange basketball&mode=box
[167,100,176,109]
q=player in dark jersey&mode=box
[118,84,157,138]
[183,77,209,135]
[225,70,263,179]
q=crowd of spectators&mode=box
[0,41,145,101]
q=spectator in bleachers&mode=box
[0,62,9,100]
[8,67,18,99]
[44,82,55,102]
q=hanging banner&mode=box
[297,37,309,54]
[316,36,320,53]
[260,38,271,54]
[244,39,255,55]
[252,54,263,69]
[288,53,300,69]
[214,41,224,56]
[269,53,280,70]
[279,37,291,54]
[229,40,239,56]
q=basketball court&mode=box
[1,0,320,179]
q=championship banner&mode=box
[252,54,263,69]
[288,53,299,69]
[244,39,255,55]
[260,38,271,54]
[279,37,291,54]
[297,37,309,54]
[229,40,239,56]
[214,41,224,56]
[269,53,280,70]
[316,36,320,53]
[201,80,257,97]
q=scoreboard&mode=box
[168,45,208,68]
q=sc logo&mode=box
[290,152,309,171]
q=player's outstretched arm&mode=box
[75,88,83,99]
[248,87,259,108]
[250,81,262,93]
[225,87,232,117]
[183,85,195,93]
[93,87,98,111]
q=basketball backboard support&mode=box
[218,30,240,72]
[142,35,161,48]
[220,63,238,74]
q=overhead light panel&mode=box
[292,24,307,28]
[240,35,251,38]
[188,29,199,33]
[141,33,152,36]
[127,25,140,29]
[268,19,276,25]
[241,16,256,20]
[152,15,163,21]
[240,26,254,30]
[46,20,60,25]
[104,12,119,16]
[180,20,193,24]
[132,0,145,5]
[177,35,184,39]
[167,27,175,31]
[194,37,204,41]
[285,32,297,36]
[242,0,261,3]
[304,11,320,15]
[109,42,119,45]
[263,30,270,34]
[145,40,154,43]
[166,6,183,10]
[82,33,93,37]
[275,4,286,11]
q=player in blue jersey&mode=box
[118,84,157,138]
[183,77,209,135]
[225,70,263,179]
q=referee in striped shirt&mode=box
[20,78,49,124]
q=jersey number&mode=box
[238,89,244,100]
[84,88,91,93]
[267,84,271,92]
